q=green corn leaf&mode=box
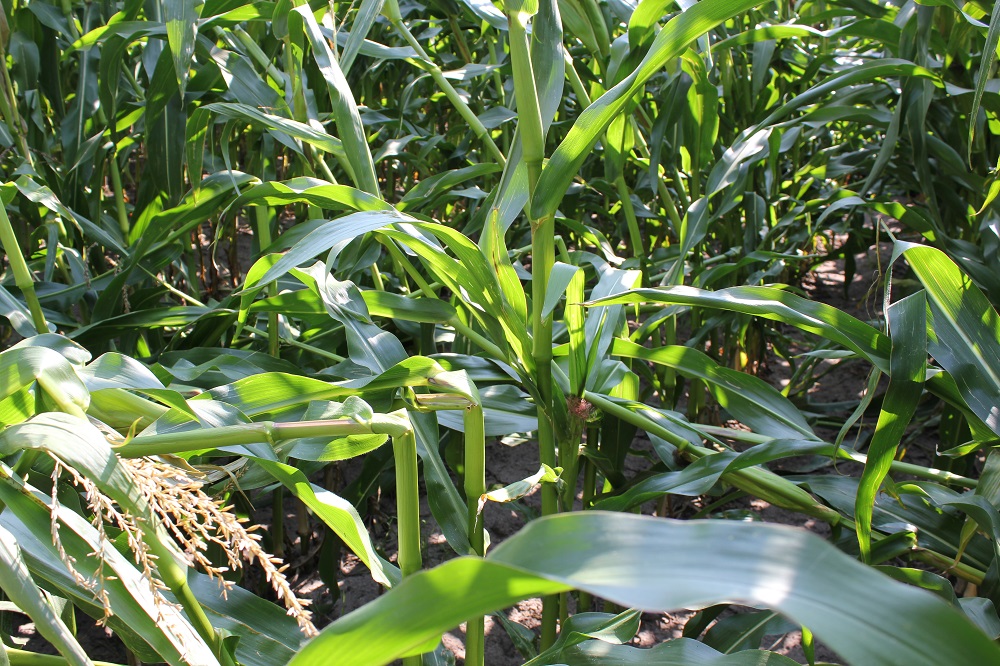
[503,0,539,19]
[583,266,641,391]
[968,0,1000,163]
[895,242,1000,436]
[524,610,641,666]
[380,224,531,367]
[610,339,817,441]
[957,452,1000,555]
[476,464,560,519]
[164,0,199,94]
[703,610,792,655]
[200,103,348,158]
[203,357,452,417]
[340,0,386,74]
[226,178,389,218]
[398,164,502,213]
[874,566,962,606]
[0,345,90,424]
[296,6,380,196]
[530,636,799,665]
[254,209,417,287]
[71,307,232,344]
[531,0,765,219]
[856,291,927,562]
[0,285,37,337]
[628,0,677,51]
[251,287,459,326]
[247,289,324,319]
[77,352,166,391]
[0,525,91,666]
[594,436,832,512]
[804,476,993,571]
[750,59,938,135]
[12,176,127,254]
[939,494,1000,567]
[5,336,91,365]
[542,262,582,320]
[457,0,507,28]
[532,0,565,142]
[185,571,305,666]
[313,269,408,374]
[712,19,902,51]
[289,512,1000,666]
[559,0,602,58]
[583,392,835,517]
[142,50,186,203]
[363,290,458,324]
[253,459,401,587]
[588,286,891,372]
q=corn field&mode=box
[0,0,999,662]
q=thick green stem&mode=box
[107,153,130,240]
[0,202,48,333]
[392,423,423,666]
[141,527,234,666]
[564,49,592,109]
[577,435,598,612]
[113,419,373,457]
[253,206,279,357]
[910,549,984,584]
[507,6,559,649]
[559,423,583,513]
[530,217,556,510]
[272,486,286,558]
[507,5,554,509]
[507,16,545,185]
[393,428,421,577]
[464,407,486,544]
[296,497,311,557]
[464,403,486,666]
[4,648,124,666]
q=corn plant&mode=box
[3,0,1000,663]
